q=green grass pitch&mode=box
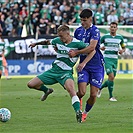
[0,74,132,133]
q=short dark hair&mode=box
[80,9,93,18]
[110,22,118,26]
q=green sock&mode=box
[108,80,114,98]
[100,80,109,90]
[39,85,48,93]
[72,102,80,112]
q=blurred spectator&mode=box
[111,0,117,10]
[117,3,125,18]
[118,15,126,25]
[130,3,133,17]
[11,11,20,36]
[82,0,90,9]
[53,10,62,32]
[62,4,73,21]
[121,0,128,9]
[94,7,104,25]
[123,8,131,24]
[74,0,82,12]
[1,3,9,19]
[69,9,81,25]
[126,16,133,25]
[31,7,40,35]
[47,1,54,14]
[59,0,68,12]
[62,12,69,25]
[53,1,61,10]
[105,0,114,10]
[107,10,118,25]
[97,0,106,14]
[0,13,7,36]
[5,13,13,36]
[19,5,28,19]
[12,2,20,14]
[104,0,110,10]
[30,0,38,13]
[50,7,57,22]
[105,4,115,18]
[90,0,97,14]
[18,0,26,9]
[38,13,50,35]
[40,5,48,19]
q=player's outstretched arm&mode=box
[29,40,51,48]
[77,50,96,72]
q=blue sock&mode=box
[85,103,93,112]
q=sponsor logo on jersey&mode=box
[95,29,99,32]
[92,78,103,85]
[78,34,82,37]
[78,73,84,80]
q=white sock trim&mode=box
[72,95,80,105]
[83,111,88,114]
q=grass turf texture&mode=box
[0,74,132,133]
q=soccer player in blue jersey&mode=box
[69,9,104,122]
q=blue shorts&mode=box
[77,67,104,88]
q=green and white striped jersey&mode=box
[51,37,86,71]
[101,33,125,60]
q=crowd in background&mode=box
[0,0,133,37]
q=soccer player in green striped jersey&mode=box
[0,32,5,79]
[97,22,125,101]
[28,25,96,123]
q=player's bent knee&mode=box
[79,91,86,97]
[90,93,97,98]
[108,75,115,81]
[27,82,34,89]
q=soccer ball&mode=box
[0,108,11,122]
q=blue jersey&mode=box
[74,24,104,72]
